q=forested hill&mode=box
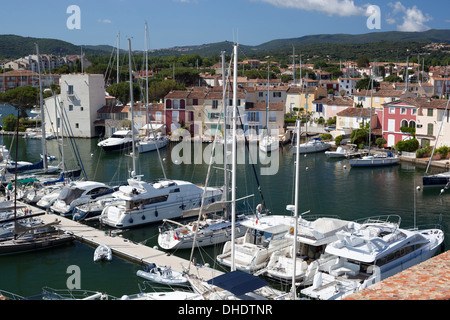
[1,29,449,62]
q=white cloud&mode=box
[259,0,366,17]
[98,19,112,24]
[388,2,431,32]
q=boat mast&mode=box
[128,38,136,178]
[222,50,229,218]
[368,77,373,155]
[231,43,238,272]
[291,117,301,299]
[35,43,48,171]
[117,32,120,85]
[145,22,149,141]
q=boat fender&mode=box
[142,215,145,220]
[155,210,158,217]
[129,218,133,224]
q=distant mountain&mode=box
[1,29,449,60]
[0,35,116,59]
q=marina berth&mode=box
[50,180,116,217]
[99,177,223,229]
[265,217,350,285]
[300,215,445,300]
[216,214,295,273]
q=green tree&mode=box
[1,114,18,131]
[355,77,380,90]
[106,82,141,105]
[0,86,39,118]
[357,55,370,68]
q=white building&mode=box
[44,74,105,138]
[338,78,358,96]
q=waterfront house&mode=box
[336,107,375,132]
[311,96,354,122]
[338,77,359,96]
[413,98,450,149]
[164,90,188,134]
[41,74,106,138]
[244,101,285,138]
[381,98,419,148]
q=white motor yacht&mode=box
[99,177,223,229]
[301,215,445,300]
[292,138,331,154]
[50,181,115,216]
[97,130,135,152]
[265,217,349,286]
[216,214,295,273]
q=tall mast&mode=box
[35,43,47,171]
[145,22,149,140]
[231,43,238,272]
[117,32,120,84]
[291,117,301,299]
[221,50,229,218]
[128,38,136,178]
[293,46,296,86]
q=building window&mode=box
[427,123,434,135]
[389,107,395,114]
[193,99,198,106]
[316,103,323,113]
[68,85,73,95]
[400,108,406,115]
[248,111,259,122]
[412,108,417,115]
[75,123,79,128]
[272,92,281,98]
[427,108,433,117]
[69,105,73,111]
[172,111,179,121]
[155,111,162,121]
[401,120,408,127]
[212,100,218,109]
[269,111,276,122]
[80,107,83,111]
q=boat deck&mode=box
[11,200,223,282]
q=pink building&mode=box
[382,99,418,148]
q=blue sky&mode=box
[1,0,449,51]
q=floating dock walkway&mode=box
[11,200,223,282]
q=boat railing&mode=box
[351,215,402,227]
[24,287,118,300]
[137,281,196,294]
[0,289,25,300]
[405,223,444,232]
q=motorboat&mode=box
[93,244,112,262]
[215,214,295,273]
[292,138,331,154]
[137,134,169,153]
[136,263,188,285]
[97,130,135,152]
[120,282,202,300]
[72,197,121,221]
[259,135,279,153]
[265,217,350,285]
[99,177,223,229]
[422,171,450,188]
[300,215,445,300]
[349,153,399,167]
[36,188,62,209]
[158,210,248,250]
[50,181,116,217]
[325,146,348,158]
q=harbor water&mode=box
[0,116,449,298]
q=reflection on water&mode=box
[0,134,448,297]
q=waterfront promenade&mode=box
[16,201,224,282]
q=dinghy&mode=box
[93,244,112,262]
[136,263,188,285]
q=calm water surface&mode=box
[0,115,448,298]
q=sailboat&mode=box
[99,38,223,229]
[183,43,285,300]
[0,112,74,255]
[422,99,450,188]
[349,77,399,167]
[137,22,169,154]
[259,65,279,153]
[157,50,249,251]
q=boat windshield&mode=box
[59,187,85,205]
[111,133,126,138]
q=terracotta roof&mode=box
[337,107,372,117]
[385,97,449,109]
[97,105,130,113]
[354,89,404,97]
[4,70,38,76]
[313,96,354,106]
[165,90,190,99]
[246,101,284,111]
